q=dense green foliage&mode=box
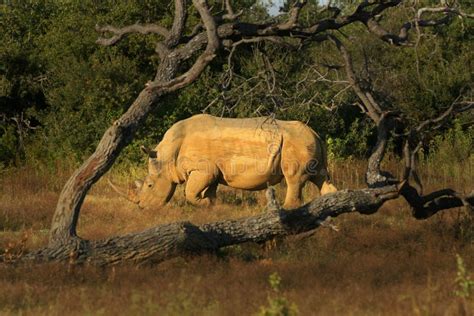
[1,1,472,169]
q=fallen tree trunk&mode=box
[21,186,398,266]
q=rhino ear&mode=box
[140,145,157,159]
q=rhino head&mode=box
[110,146,176,210]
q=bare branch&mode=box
[364,5,474,46]
[222,0,243,21]
[329,35,383,122]
[417,6,474,20]
[147,0,220,93]
[166,0,188,47]
[415,98,474,133]
[365,15,451,46]
[399,182,474,219]
[231,36,296,48]
[366,112,399,187]
[95,24,169,46]
[301,0,399,35]
[24,187,401,265]
[402,140,423,194]
[278,0,307,30]
[264,57,276,94]
[175,0,465,66]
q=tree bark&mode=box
[49,90,160,247]
[27,187,399,266]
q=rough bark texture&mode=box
[366,114,399,188]
[26,187,398,266]
[49,91,160,247]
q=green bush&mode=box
[429,120,473,164]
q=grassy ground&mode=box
[0,158,473,315]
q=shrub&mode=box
[257,272,299,316]
[454,254,474,299]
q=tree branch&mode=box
[415,99,474,133]
[328,35,383,123]
[366,112,399,187]
[95,23,169,46]
[364,5,474,46]
[417,6,474,20]
[166,0,188,47]
[222,0,243,21]
[146,0,219,93]
[278,0,307,30]
[399,182,474,220]
[402,139,423,194]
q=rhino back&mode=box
[182,116,282,178]
[155,115,321,188]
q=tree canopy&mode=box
[1,0,472,169]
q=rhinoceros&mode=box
[111,114,337,209]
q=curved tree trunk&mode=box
[49,90,160,247]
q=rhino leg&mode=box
[203,182,218,202]
[282,177,305,209]
[310,174,337,196]
[185,171,217,206]
[281,156,309,209]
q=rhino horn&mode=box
[140,145,157,158]
[108,179,139,204]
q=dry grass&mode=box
[0,158,473,315]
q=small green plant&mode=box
[454,254,474,298]
[269,272,282,292]
[257,272,299,316]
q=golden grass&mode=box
[0,158,473,315]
